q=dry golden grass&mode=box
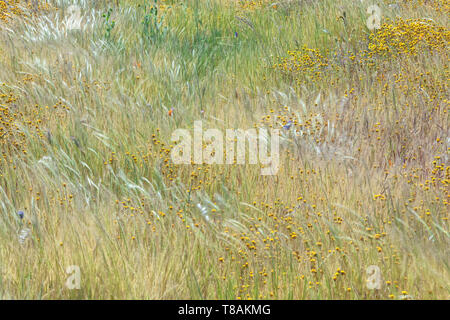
[0,0,448,299]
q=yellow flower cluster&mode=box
[0,0,24,23]
[0,0,51,24]
[274,46,330,84]
[368,18,450,57]
[0,91,26,154]
[397,0,450,14]
[233,0,278,12]
[0,84,69,162]
[275,15,449,91]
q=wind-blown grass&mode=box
[0,0,448,299]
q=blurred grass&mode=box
[0,0,448,299]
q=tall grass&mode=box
[0,0,448,299]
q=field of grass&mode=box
[0,0,448,299]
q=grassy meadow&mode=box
[0,0,449,299]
